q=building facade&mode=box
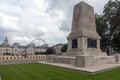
[52,44,63,55]
[0,37,48,55]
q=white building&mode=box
[0,37,48,55]
[53,44,63,55]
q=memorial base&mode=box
[46,54,116,68]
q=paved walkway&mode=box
[37,61,120,74]
[0,59,44,65]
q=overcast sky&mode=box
[0,0,109,46]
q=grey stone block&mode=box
[75,55,94,67]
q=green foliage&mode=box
[95,14,106,37]
[95,14,108,50]
[103,0,120,52]
[113,32,120,52]
[61,44,68,52]
[96,0,120,52]
[103,0,120,36]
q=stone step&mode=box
[94,56,115,65]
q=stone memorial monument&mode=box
[66,1,101,56]
[47,1,115,68]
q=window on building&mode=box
[15,49,17,52]
[6,49,8,51]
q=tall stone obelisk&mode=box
[47,1,115,68]
[66,1,102,56]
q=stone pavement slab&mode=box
[37,61,120,74]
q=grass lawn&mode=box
[0,63,120,80]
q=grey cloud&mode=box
[32,31,45,38]
[46,0,80,32]
[0,0,108,46]
[0,27,17,43]
[59,20,71,32]
[0,0,23,7]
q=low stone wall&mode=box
[94,56,116,65]
[46,54,120,68]
[0,55,46,64]
[46,55,76,65]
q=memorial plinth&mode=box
[66,1,102,56]
[47,1,116,68]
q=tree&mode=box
[61,44,68,52]
[95,14,106,37]
[103,0,120,36]
[95,0,120,52]
[103,0,120,52]
[113,32,120,52]
[95,14,108,50]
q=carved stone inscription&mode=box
[72,39,78,48]
[87,39,97,48]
